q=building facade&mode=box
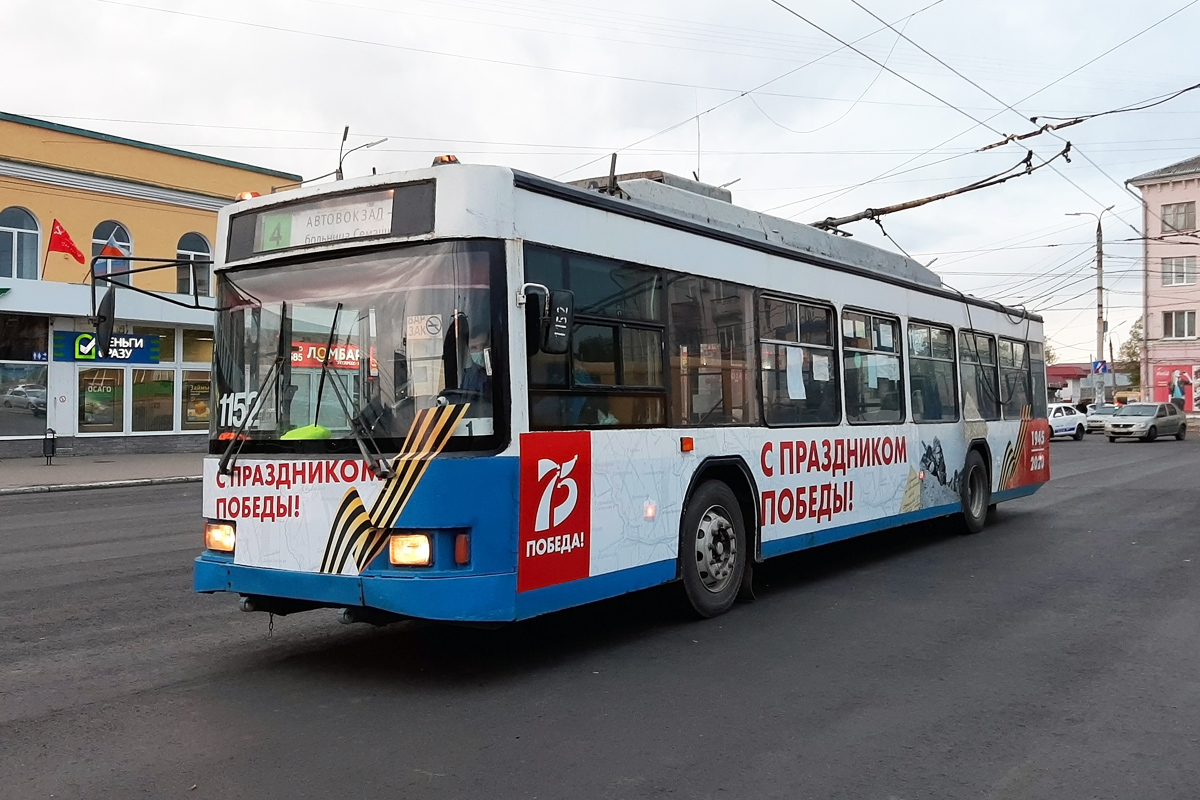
[1129,156,1200,411]
[0,112,300,456]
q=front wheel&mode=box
[1142,426,1158,443]
[679,480,746,618]
[1073,425,1085,441]
[1177,425,1187,441]
[959,450,990,535]
[1108,436,1118,443]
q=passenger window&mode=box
[525,244,667,429]
[959,332,1001,420]
[760,296,839,425]
[668,276,757,426]
[909,322,957,423]
[842,310,903,424]
[1000,338,1031,419]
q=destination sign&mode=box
[255,189,394,252]
[227,181,436,262]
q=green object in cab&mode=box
[280,424,332,440]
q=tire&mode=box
[1142,426,1157,443]
[959,449,990,535]
[679,480,746,619]
[1108,436,1117,443]
[1176,425,1187,441]
[1073,425,1085,441]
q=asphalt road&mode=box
[2,434,1199,799]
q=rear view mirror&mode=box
[541,289,574,356]
[95,287,116,358]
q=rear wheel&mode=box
[679,480,746,618]
[959,450,990,535]
[1177,424,1187,441]
[1073,425,1085,441]
[1143,426,1158,443]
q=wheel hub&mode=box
[694,505,737,594]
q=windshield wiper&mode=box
[310,303,394,480]
[218,302,288,476]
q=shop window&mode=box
[999,339,1032,419]
[92,221,132,286]
[843,310,903,424]
[668,276,757,426]
[759,296,839,425]
[0,364,49,437]
[181,371,211,431]
[959,331,1001,420]
[0,313,49,361]
[176,233,212,296]
[79,368,124,433]
[132,326,176,362]
[182,329,214,363]
[908,322,957,423]
[0,207,39,280]
[132,369,174,432]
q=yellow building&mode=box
[0,111,301,455]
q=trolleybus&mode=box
[195,163,1050,622]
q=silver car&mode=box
[1106,402,1187,442]
[1086,403,1120,433]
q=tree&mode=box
[1044,344,1059,365]
[1116,317,1142,387]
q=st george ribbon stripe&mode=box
[319,403,469,575]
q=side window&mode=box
[999,338,1032,419]
[668,276,757,426]
[176,233,212,296]
[1028,341,1048,418]
[842,310,903,424]
[525,245,666,429]
[908,322,957,423]
[92,220,132,286]
[0,207,40,280]
[1051,407,1062,418]
[959,331,1000,420]
[759,296,839,425]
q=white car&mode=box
[1048,403,1087,440]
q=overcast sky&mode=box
[6,0,1200,362]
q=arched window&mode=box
[176,232,212,296]
[0,207,40,280]
[92,221,132,286]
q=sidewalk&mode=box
[0,452,205,495]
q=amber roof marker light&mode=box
[431,154,461,166]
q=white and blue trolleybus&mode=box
[195,163,1051,621]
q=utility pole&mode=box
[1067,206,1114,403]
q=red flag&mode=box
[47,219,85,264]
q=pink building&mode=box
[1130,156,1200,411]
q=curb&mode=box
[0,475,202,496]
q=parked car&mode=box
[1048,403,1087,440]
[1086,403,1120,433]
[2,387,34,410]
[1106,402,1187,442]
[25,388,47,417]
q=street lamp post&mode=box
[1067,206,1115,403]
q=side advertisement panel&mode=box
[518,431,592,592]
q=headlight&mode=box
[389,533,432,566]
[204,521,236,552]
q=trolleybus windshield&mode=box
[211,240,504,454]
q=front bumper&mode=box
[194,554,518,622]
